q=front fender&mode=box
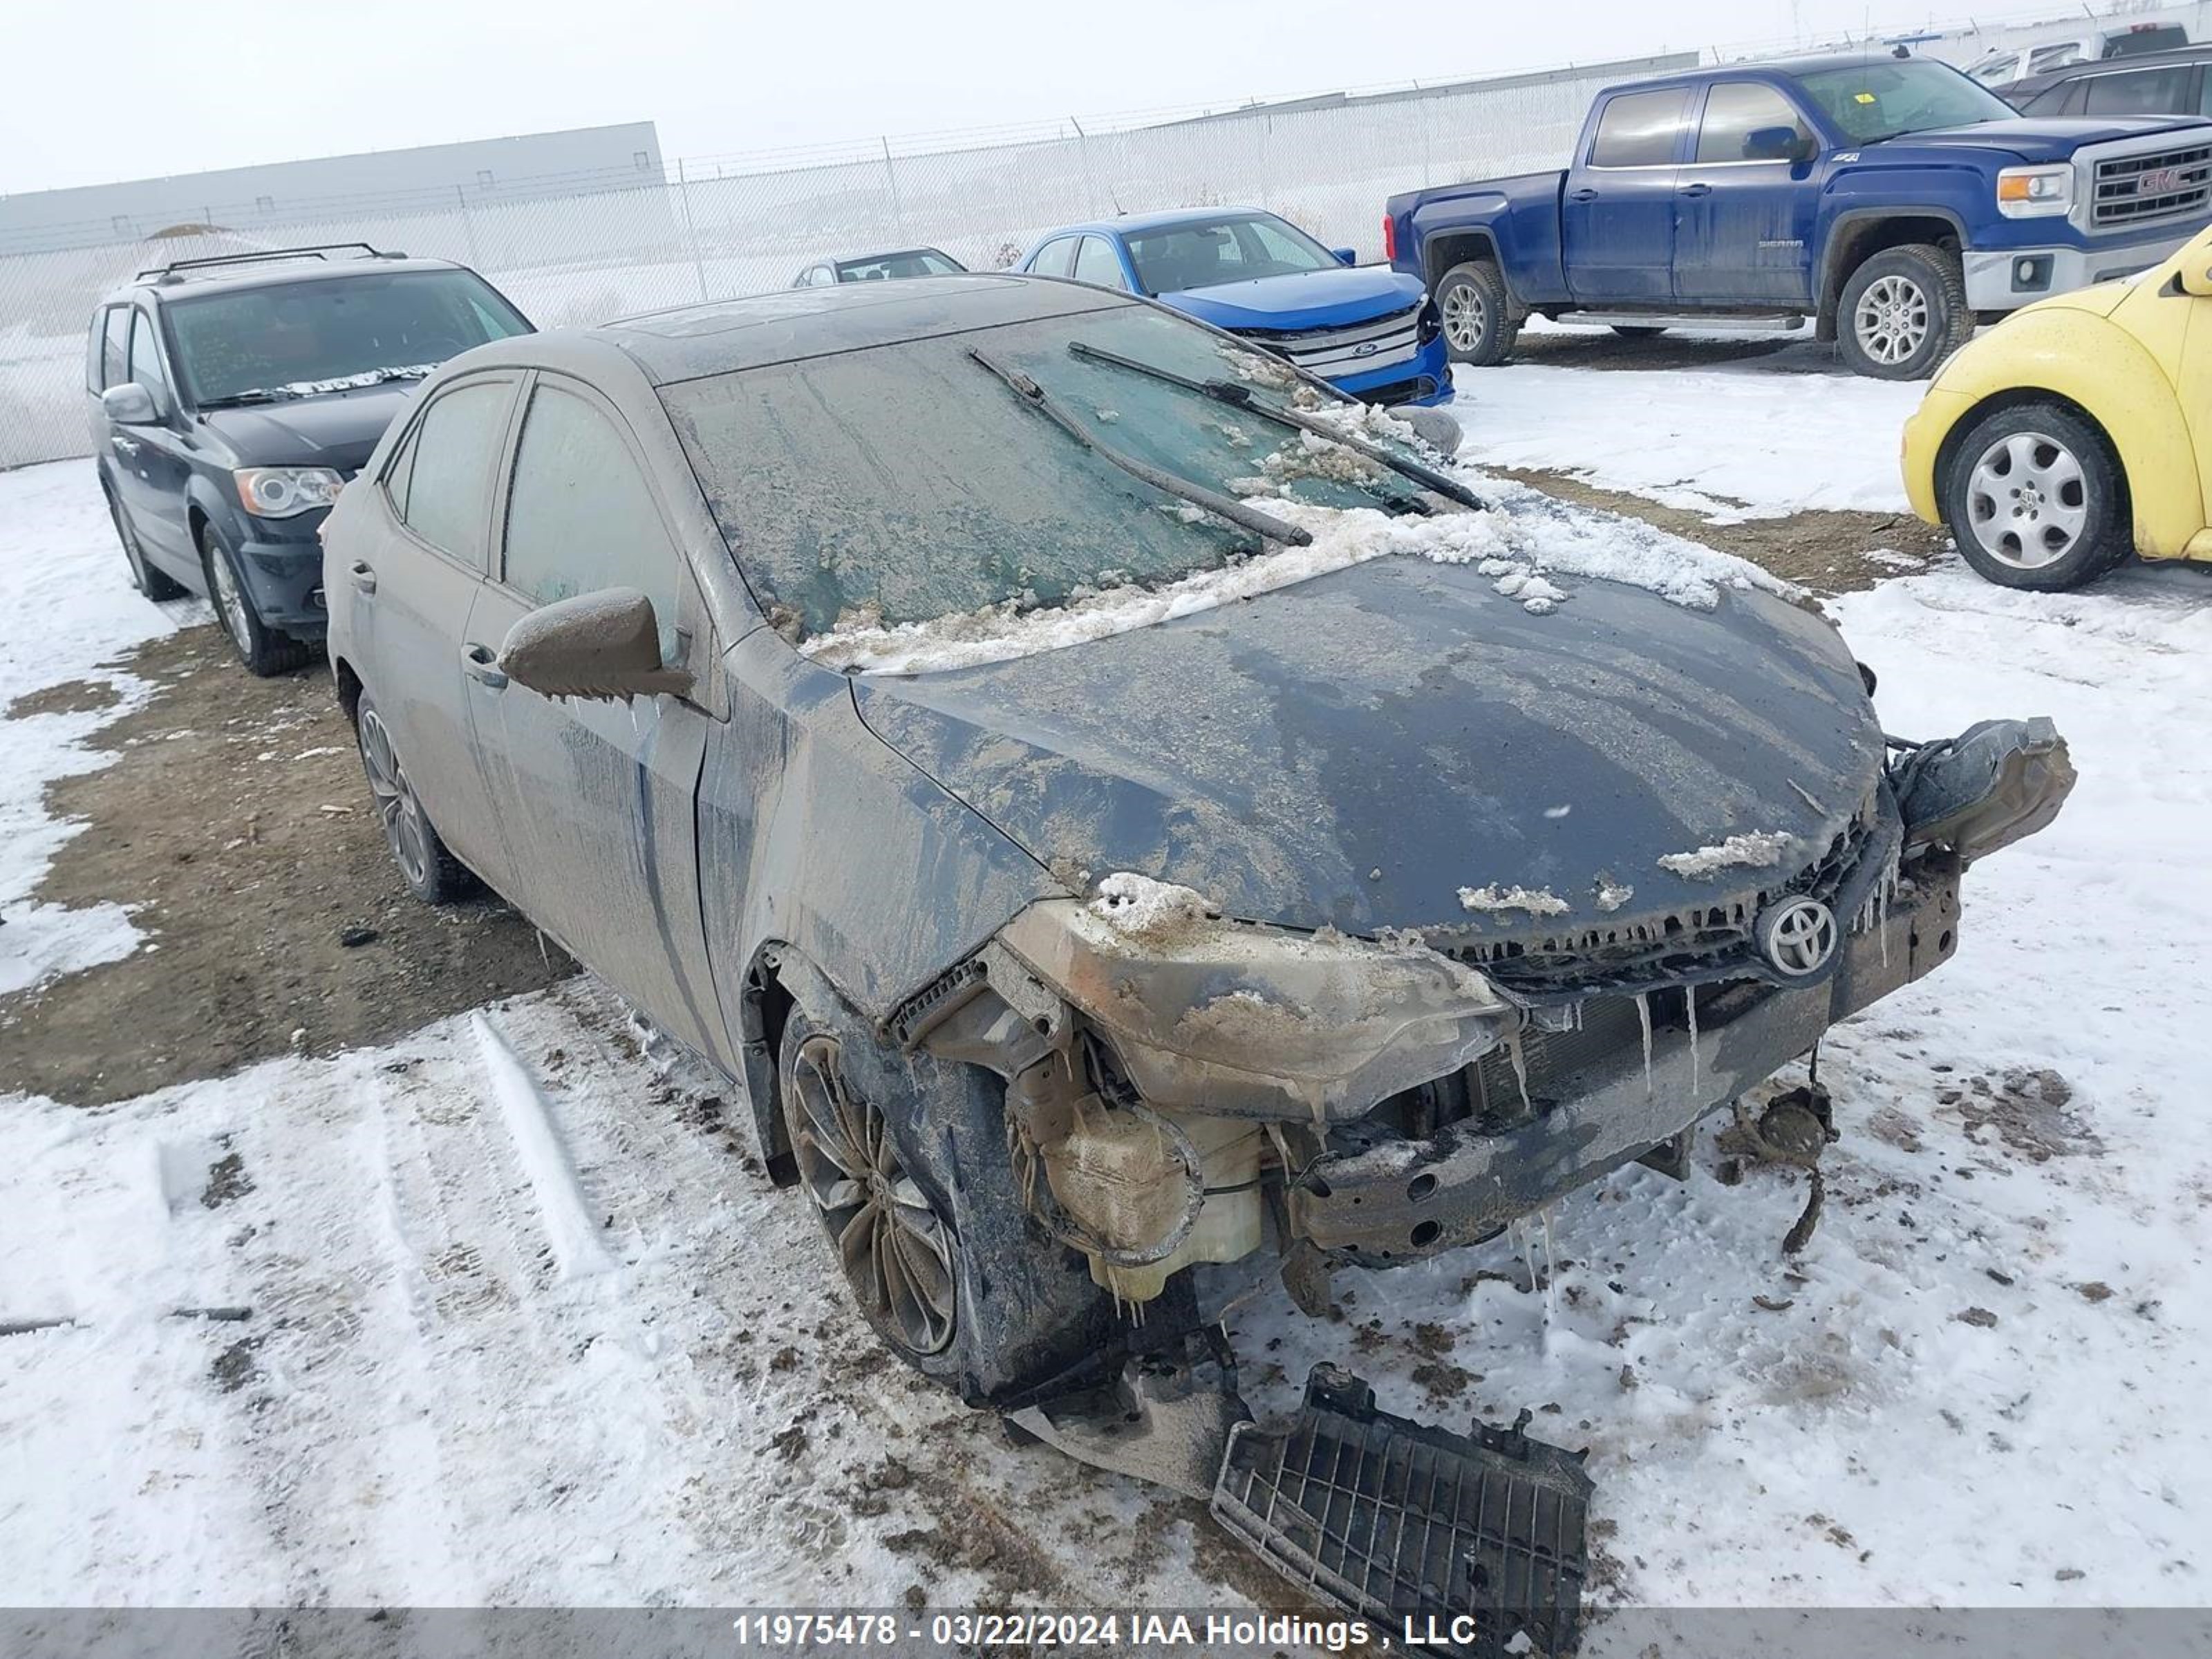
[1901,308,2200,556]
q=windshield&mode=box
[165,269,530,406]
[836,249,962,281]
[1798,59,2021,140]
[661,303,1430,643]
[1124,214,1340,294]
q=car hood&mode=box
[850,556,1885,944]
[1159,267,1427,332]
[1873,115,2212,163]
[196,382,422,474]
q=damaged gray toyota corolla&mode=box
[324,275,2070,1627]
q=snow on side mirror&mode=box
[499,588,693,703]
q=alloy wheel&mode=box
[788,1033,957,1357]
[207,543,255,650]
[357,708,432,891]
[1441,283,1488,353]
[1965,431,2088,570]
[1853,274,1931,367]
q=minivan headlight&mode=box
[234,467,344,518]
[1996,165,2072,218]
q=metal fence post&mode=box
[1073,117,1100,218]
[675,158,710,301]
[455,185,482,268]
[880,137,906,236]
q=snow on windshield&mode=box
[800,464,1800,675]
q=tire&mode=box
[1434,259,1519,366]
[1610,325,1669,339]
[1939,402,2132,591]
[353,690,476,904]
[777,1006,1117,1404]
[106,489,186,601]
[1835,243,1971,380]
[201,522,312,677]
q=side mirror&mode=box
[1744,126,1815,163]
[1331,247,1359,266]
[100,382,162,424]
[2179,262,2212,299]
[1400,407,1463,455]
[499,588,693,703]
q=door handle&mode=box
[1568,187,1600,203]
[348,560,377,594]
[1680,182,1713,198]
[462,644,508,690]
[109,434,140,458]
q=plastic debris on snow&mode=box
[1656,830,1794,878]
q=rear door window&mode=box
[2083,66,2193,115]
[502,382,683,657]
[1589,89,1691,167]
[393,377,513,569]
[1029,238,1078,279]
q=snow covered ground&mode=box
[1453,331,1924,523]
[3,343,2211,1639]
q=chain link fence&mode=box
[0,53,1692,471]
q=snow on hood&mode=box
[800,469,1799,677]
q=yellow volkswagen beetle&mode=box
[1903,222,2212,590]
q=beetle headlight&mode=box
[234,467,344,519]
[996,874,1521,1123]
[1996,165,2072,218]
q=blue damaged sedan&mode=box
[1016,207,1452,406]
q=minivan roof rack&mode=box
[135,243,409,283]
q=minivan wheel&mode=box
[353,691,474,904]
[776,1006,1118,1404]
[1940,402,2132,591]
[1434,259,1518,366]
[106,491,186,601]
[1836,244,1969,379]
[201,523,312,677]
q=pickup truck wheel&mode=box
[778,1008,1118,1405]
[1436,261,1517,366]
[1941,403,2132,591]
[1836,244,1969,379]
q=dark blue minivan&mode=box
[88,243,531,673]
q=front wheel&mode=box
[1940,402,2132,591]
[1434,260,1518,366]
[202,523,312,677]
[1835,243,1970,379]
[777,1004,1116,1403]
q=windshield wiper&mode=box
[196,387,299,409]
[1068,341,1485,511]
[966,348,1311,547]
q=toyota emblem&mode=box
[1757,897,1838,977]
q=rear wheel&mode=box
[106,490,185,601]
[1434,260,1518,366]
[353,690,475,903]
[777,1005,1116,1403]
[202,522,311,677]
[1836,243,1970,379]
[1940,402,2131,591]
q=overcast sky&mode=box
[6,0,1965,195]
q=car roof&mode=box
[1038,205,1277,241]
[825,246,959,265]
[104,252,469,308]
[462,272,1136,386]
[1615,52,1936,92]
[2009,42,2212,95]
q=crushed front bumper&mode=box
[1288,859,1962,1262]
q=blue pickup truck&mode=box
[1385,53,2212,377]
